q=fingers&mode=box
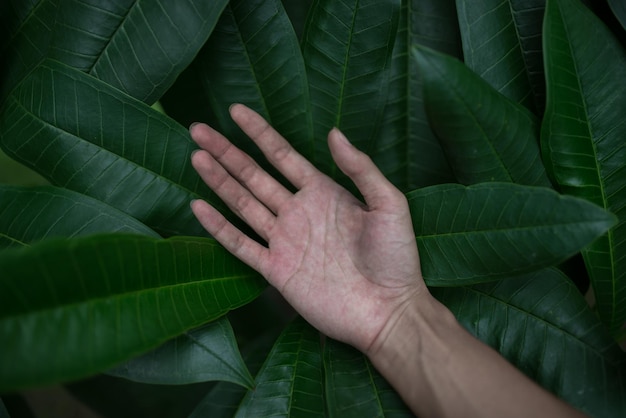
[190,200,268,275]
[191,149,276,242]
[190,122,291,214]
[229,104,319,189]
[328,128,406,210]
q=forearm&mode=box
[367,293,586,418]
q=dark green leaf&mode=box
[408,182,616,285]
[0,185,158,249]
[50,0,229,104]
[376,0,459,191]
[0,59,216,237]
[302,0,401,178]
[0,0,59,103]
[193,0,314,164]
[433,268,626,417]
[542,0,626,339]
[107,318,254,389]
[234,317,324,417]
[413,46,551,187]
[324,339,411,417]
[0,234,265,391]
[608,0,626,31]
[456,0,545,113]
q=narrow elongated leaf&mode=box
[376,0,459,191]
[408,182,616,285]
[433,269,626,417]
[609,0,626,31]
[194,0,314,164]
[50,0,229,104]
[108,318,254,389]
[542,0,626,338]
[413,46,551,187]
[234,317,324,417]
[456,0,545,113]
[0,185,158,249]
[0,59,216,237]
[302,0,401,177]
[324,339,411,417]
[0,0,59,103]
[0,234,265,391]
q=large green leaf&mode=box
[301,0,401,178]
[324,339,411,417]
[0,234,265,391]
[375,0,459,191]
[542,0,626,339]
[456,0,545,113]
[0,0,59,103]
[0,185,158,249]
[192,0,314,165]
[408,182,616,285]
[433,268,626,417]
[0,59,216,237]
[413,46,551,187]
[49,0,229,104]
[107,318,254,389]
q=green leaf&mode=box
[0,0,59,103]
[107,318,254,389]
[0,185,158,249]
[413,46,551,187]
[541,0,626,338]
[192,0,314,165]
[433,268,626,417]
[302,0,401,178]
[408,182,617,285]
[0,234,265,391]
[375,0,459,191]
[608,0,626,31]
[456,0,545,113]
[188,333,277,418]
[49,0,229,104]
[324,339,411,417]
[0,59,215,237]
[233,317,324,417]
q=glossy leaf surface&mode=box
[0,185,158,249]
[433,268,626,417]
[0,60,214,237]
[456,0,545,113]
[413,46,550,187]
[302,0,400,177]
[408,182,616,285]
[194,0,313,164]
[0,235,265,391]
[376,0,459,190]
[324,339,410,417]
[108,318,254,388]
[542,0,626,338]
[50,0,229,104]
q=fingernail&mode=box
[332,127,351,146]
[190,199,198,209]
[189,122,200,132]
[190,149,201,159]
[229,103,240,113]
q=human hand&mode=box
[190,104,428,353]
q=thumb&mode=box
[328,128,404,210]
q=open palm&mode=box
[190,104,426,352]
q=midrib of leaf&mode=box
[334,0,360,131]
[6,94,201,200]
[552,0,617,322]
[508,1,537,104]
[364,359,385,413]
[466,283,622,365]
[184,331,254,389]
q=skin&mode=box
[189,104,586,417]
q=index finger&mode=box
[229,104,319,189]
